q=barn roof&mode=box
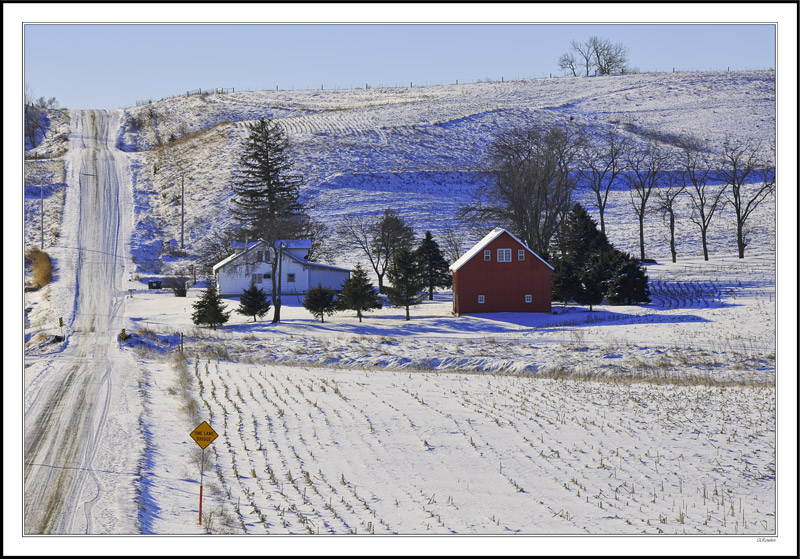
[449,228,553,272]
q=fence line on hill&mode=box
[126,67,774,109]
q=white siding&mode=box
[217,261,274,296]
[308,268,350,291]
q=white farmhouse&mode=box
[212,239,351,297]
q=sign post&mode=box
[190,421,218,527]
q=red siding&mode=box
[453,232,551,314]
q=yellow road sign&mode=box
[190,421,218,449]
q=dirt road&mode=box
[24,110,140,534]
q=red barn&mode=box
[449,228,553,315]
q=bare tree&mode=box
[681,146,726,261]
[558,51,578,77]
[24,83,58,150]
[461,119,585,261]
[301,217,336,264]
[164,271,189,297]
[582,127,630,236]
[441,222,467,264]
[197,228,240,272]
[562,37,629,77]
[626,141,671,261]
[570,39,595,76]
[717,139,775,258]
[338,209,414,293]
[588,36,629,75]
[655,172,686,263]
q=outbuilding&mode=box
[449,228,552,315]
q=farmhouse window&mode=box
[497,248,512,262]
[518,249,525,261]
[264,273,272,280]
[525,294,532,303]
[478,295,485,304]
[253,273,262,284]
[484,250,491,261]
[287,273,296,283]
[256,251,263,262]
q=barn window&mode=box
[287,273,296,283]
[478,295,485,304]
[497,248,512,262]
[253,273,262,284]
[525,294,532,303]
[484,250,491,261]
[518,249,525,261]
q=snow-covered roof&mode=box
[214,239,348,273]
[277,240,312,250]
[283,252,351,273]
[449,227,553,272]
[231,239,312,251]
[213,239,270,272]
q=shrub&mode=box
[25,248,53,289]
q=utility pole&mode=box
[40,184,44,249]
[181,174,185,251]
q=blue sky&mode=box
[23,23,776,110]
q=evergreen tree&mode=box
[554,202,612,269]
[605,252,651,305]
[191,281,231,330]
[573,257,606,311]
[230,117,306,324]
[303,284,339,323]
[415,231,452,300]
[551,203,611,306]
[340,263,383,322]
[235,279,271,322]
[550,257,578,306]
[551,202,649,308]
[385,248,425,321]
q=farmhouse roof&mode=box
[282,251,351,273]
[449,227,554,272]
[213,239,349,273]
[231,239,312,251]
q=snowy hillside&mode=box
[21,70,782,541]
[109,71,776,276]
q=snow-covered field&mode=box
[18,70,795,553]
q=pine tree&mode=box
[605,252,651,305]
[415,231,452,301]
[231,118,304,235]
[230,117,306,324]
[302,284,339,323]
[340,263,383,322]
[235,279,271,322]
[192,281,231,330]
[555,202,612,269]
[551,203,612,306]
[551,202,649,308]
[550,257,578,306]
[573,257,606,311]
[385,248,425,321]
